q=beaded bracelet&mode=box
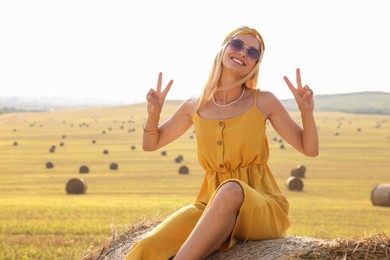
[143,124,158,136]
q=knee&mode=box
[216,181,244,207]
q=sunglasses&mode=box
[228,39,261,61]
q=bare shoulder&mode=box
[257,90,278,102]
[256,90,283,118]
[176,96,199,117]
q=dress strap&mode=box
[253,88,260,107]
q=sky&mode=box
[1,0,389,103]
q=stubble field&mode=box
[0,101,389,259]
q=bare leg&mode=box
[173,181,244,260]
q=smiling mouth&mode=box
[231,57,245,66]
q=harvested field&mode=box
[0,104,389,259]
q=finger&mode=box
[283,76,297,95]
[162,79,174,97]
[296,68,303,91]
[146,88,155,101]
[156,72,162,93]
[304,85,313,97]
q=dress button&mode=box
[217,140,223,146]
[218,121,224,127]
[219,164,224,168]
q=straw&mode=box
[81,220,390,260]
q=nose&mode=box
[237,48,247,57]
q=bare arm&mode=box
[268,68,319,157]
[142,72,194,151]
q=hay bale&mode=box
[66,178,87,195]
[174,155,184,163]
[81,220,390,260]
[13,141,18,146]
[286,176,304,191]
[371,183,390,206]
[79,165,90,174]
[109,163,118,170]
[291,165,306,178]
[130,145,136,150]
[279,144,285,149]
[60,142,64,147]
[92,140,96,144]
[161,150,167,156]
[178,165,189,174]
[46,162,54,169]
[49,146,56,153]
[103,149,109,155]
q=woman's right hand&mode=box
[146,72,174,116]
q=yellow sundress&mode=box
[126,89,291,260]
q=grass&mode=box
[0,101,390,259]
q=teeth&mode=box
[232,57,244,65]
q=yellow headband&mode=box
[222,26,265,52]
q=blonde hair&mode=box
[196,26,265,111]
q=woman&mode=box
[126,25,319,260]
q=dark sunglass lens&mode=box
[230,39,243,51]
[247,48,260,60]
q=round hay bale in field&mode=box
[102,130,106,135]
[291,165,306,178]
[62,135,66,139]
[103,149,109,155]
[81,221,390,260]
[371,183,390,206]
[130,145,136,150]
[178,165,189,174]
[13,141,18,146]
[286,176,304,191]
[49,146,56,153]
[60,142,64,147]
[66,178,87,195]
[92,140,96,144]
[161,150,167,156]
[46,161,54,169]
[79,165,90,174]
[279,144,285,149]
[174,155,184,163]
[109,163,118,170]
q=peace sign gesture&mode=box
[283,68,314,113]
[146,72,174,115]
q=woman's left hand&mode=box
[283,68,314,113]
